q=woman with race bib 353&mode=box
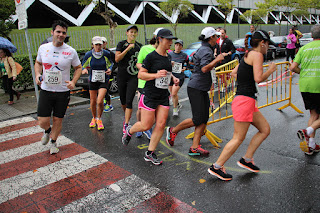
[82,36,113,130]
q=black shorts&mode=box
[301,92,320,114]
[169,73,185,87]
[89,81,108,90]
[37,90,70,118]
[188,87,210,126]
[139,94,169,111]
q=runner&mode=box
[208,30,277,181]
[35,20,82,154]
[101,36,115,113]
[245,25,255,49]
[290,24,320,155]
[115,25,142,134]
[168,39,189,116]
[286,28,296,62]
[166,27,226,156]
[82,36,113,130]
[135,28,163,138]
[293,25,303,54]
[122,29,179,165]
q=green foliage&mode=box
[158,0,194,36]
[241,9,268,29]
[0,0,16,39]
[216,0,234,28]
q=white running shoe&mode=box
[41,133,50,145]
[173,108,178,116]
[50,142,59,154]
[177,102,182,112]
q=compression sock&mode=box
[45,127,51,134]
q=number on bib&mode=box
[91,70,105,83]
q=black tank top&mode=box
[235,57,257,98]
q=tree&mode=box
[241,8,268,29]
[0,0,16,39]
[158,0,194,36]
[77,0,117,46]
[216,0,234,28]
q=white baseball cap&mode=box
[153,27,164,36]
[101,37,107,43]
[92,36,103,45]
[201,27,221,39]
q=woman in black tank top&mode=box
[208,30,277,181]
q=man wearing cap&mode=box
[215,28,235,66]
[115,25,142,134]
[35,20,82,154]
[168,39,189,116]
[166,27,226,156]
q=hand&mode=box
[222,52,229,57]
[13,76,17,81]
[65,81,75,90]
[82,69,88,75]
[156,69,168,78]
[35,75,42,85]
[128,43,135,50]
[173,76,180,86]
[105,69,112,75]
[182,67,186,72]
[268,62,277,72]
[216,54,225,61]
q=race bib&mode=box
[287,38,292,44]
[44,70,62,85]
[172,62,182,74]
[91,70,105,83]
[211,68,216,84]
[155,71,171,89]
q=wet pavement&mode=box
[0,57,319,212]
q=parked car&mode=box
[76,47,118,94]
[266,45,276,60]
[232,38,246,61]
[270,36,287,56]
[300,33,313,46]
[181,42,201,59]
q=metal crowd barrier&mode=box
[186,60,303,147]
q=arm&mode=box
[289,62,300,74]
[115,43,135,62]
[229,40,236,55]
[7,57,17,79]
[252,53,276,83]
[138,67,167,81]
[291,35,297,43]
[34,60,43,85]
[201,54,225,73]
[66,64,82,90]
[136,63,142,70]
[231,64,239,78]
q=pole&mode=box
[24,28,39,102]
[238,0,240,38]
[142,1,148,45]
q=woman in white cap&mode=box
[115,25,142,135]
[122,29,179,165]
[208,30,277,181]
[134,27,163,139]
[166,27,226,156]
[82,36,113,130]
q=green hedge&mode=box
[0,48,90,90]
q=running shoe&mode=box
[237,158,260,173]
[144,151,163,165]
[173,108,178,116]
[41,132,50,145]
[104,104,113,113]
[177,102,182,111]
[188,145,209,156]
[300,143,320,155]
[165,127,176,146]
[208,165,232,181]
[103,98,107,106]
[122,126,132,146]
[123,121,128,135]
[50,142,59,154]
[143,129,152,139]
[297,129,309,143]
[136,132,143,138]
[89,118,96,128]
[96,119,104,130]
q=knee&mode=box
[260,124,270,137]
[155,120,166,130]
[97,99,104,106]
[172,93,178,98]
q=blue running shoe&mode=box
[136,132,143,138]
[104,104,113,113]
[143,129,152,139]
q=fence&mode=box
[186,60,303,147]
[10,24,312,56]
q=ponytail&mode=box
[198,34,210,42]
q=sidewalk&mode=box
[0,88,89,122]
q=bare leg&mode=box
[308,109,320,138]
[51,116,63,141]
[38,117,51,131]
[171,85,181,108]
[130,109,155,134]
[172,118,194,133]
[191,123,206,148]
[89,90,98,118]
[125,108,132,124]
[97,88,107,118]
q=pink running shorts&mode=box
[232,95,259,122]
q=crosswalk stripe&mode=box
[0,135,74,164]
[0,116,35,129]
[0,126,43,143]
[0,143,88,181]
[0,151,108,203]
[0,120,39,134]
[54,174,160,213]
[0,132,43,152]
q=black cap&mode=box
[127,25,138,32]
[252,30,275,46]
[175,39,183,46]
[157,29,177,39]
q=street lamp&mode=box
[237,0,243,38]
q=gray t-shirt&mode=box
[188,42,214,91]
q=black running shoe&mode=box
[144,151,163,165]
[237,158,260,173]
[207,165,232,181]
[122,126,132,146]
